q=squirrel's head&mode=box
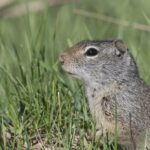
[59,39,138,85]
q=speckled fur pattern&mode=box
[59,39,150,150]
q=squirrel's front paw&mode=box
[95,129,103,141]
[85,129,103,141]
[85,132,93,141]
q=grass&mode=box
[0,0,150,149]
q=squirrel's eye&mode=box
[85,48,98,56]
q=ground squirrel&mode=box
[59,39,150,150]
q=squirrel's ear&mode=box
[114,40,127,57]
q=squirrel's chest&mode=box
[86,86,118,133]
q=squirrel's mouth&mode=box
[66,71,74,75]
[66,71,78,78]
[64,70,80,79]
[60,65,80,79]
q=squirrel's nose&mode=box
[59,54,65,65]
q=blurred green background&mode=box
[0,0,150,149]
